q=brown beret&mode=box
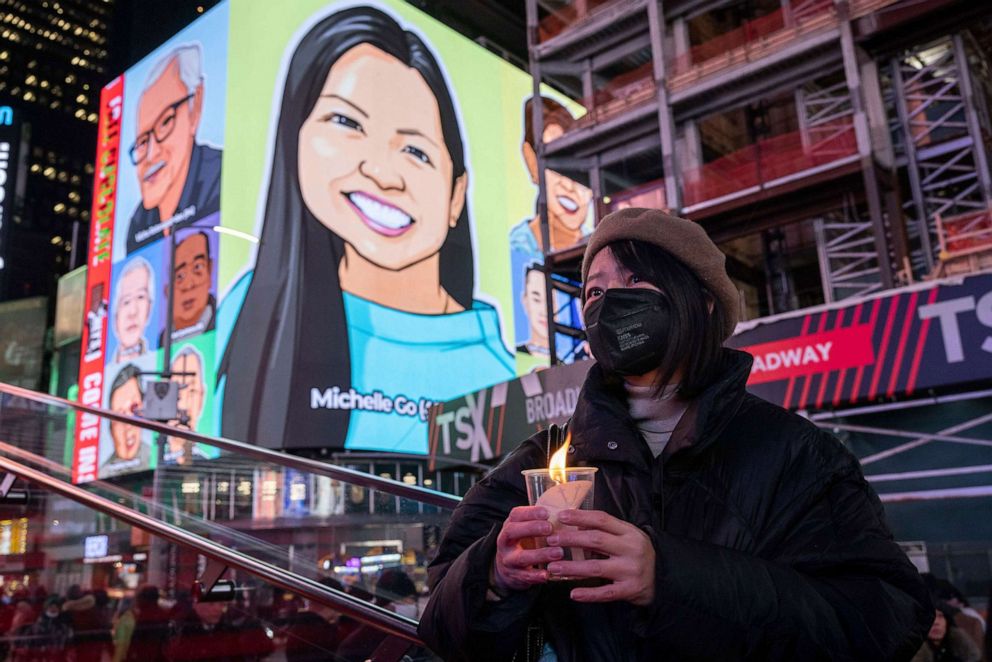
[581,207,740,339]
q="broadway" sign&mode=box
[729,272,992,411]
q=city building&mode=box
[527,0,992,335]
[0,0,116,301]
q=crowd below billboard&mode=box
[73,0,594,482]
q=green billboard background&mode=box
[216,0,564,453]
[219,0,539,323]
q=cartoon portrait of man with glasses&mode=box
[159,229,216,344]
[125,43,222,254]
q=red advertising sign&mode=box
[745,325,876,384]
[728,272,992,411]
[73,77,123,484]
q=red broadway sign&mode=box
[728,272,992,411]
[72,77,123,484]
[746,325,876,384]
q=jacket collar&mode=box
[568,348,754,467]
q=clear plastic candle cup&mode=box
[521,467,597,577]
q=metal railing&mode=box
[0,382,462,509]
[0,450,423,646]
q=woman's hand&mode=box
[546,509,656,607]
[492,506,562,592]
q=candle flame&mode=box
[548,430,571,483]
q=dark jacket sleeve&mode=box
[418,443,543,662]
[635,425,932,661]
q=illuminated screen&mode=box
[74,0,585,480]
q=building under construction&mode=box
[525,0,992,592]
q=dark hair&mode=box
[523,263,544,282]
[523,96,574,148]
[177,230,212,264]
[136,585,159,607]
[221,7,473,448]
[594,240,726,398]
[374,569,416,606]
[110,364,143,398]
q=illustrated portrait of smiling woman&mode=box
[221,6,514,452]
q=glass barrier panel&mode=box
[0,478,437,662]
[0,390,458,642]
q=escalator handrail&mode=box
[0,439,293,566]
[0,382,461,509]
[0,451,424,645]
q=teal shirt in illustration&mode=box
[216,273,514,453]
[342,291,514,452]
[509,217,542,262]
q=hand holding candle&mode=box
[521,432,598,574]
[544,508,656,606]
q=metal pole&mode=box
[839,15,894,288]
[810,386,992,420]
[149,226,176,589]
[889,55,935,271]
[527,0,558,367]
[952,33,992,208]
[822,421,992,447]
[647,0,681,211]
[878,485,992,503]
[69,220,80,271]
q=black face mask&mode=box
[584,288,671,376]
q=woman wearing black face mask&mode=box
[420,208,933,662]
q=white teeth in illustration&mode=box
[347,192,413,230]
[557,195,579,213]
[144,160,166,179]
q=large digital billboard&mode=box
[74,0,583,480]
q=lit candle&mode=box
[524,432,595,565]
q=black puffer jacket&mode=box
[419,349,932,661]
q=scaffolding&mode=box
[527,0,992,363]
[889,34,992,276]
[814,194,884,302]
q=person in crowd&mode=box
[112,257,155,363]
[987,584,992,662]
[126,44,221,254]
[63,587,112,662]
[419,208,934,661]
[913,602,981,662]
[330,581,374,649]
[5,595,38,662]
[338,569,418,661]
[283,579,344,662]
[167,590,196,626]
[923,574,987,658]
[113,585,169,662]
[166,597,274,661]
[15,595,73,662]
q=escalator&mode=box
[0,382,464,662]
